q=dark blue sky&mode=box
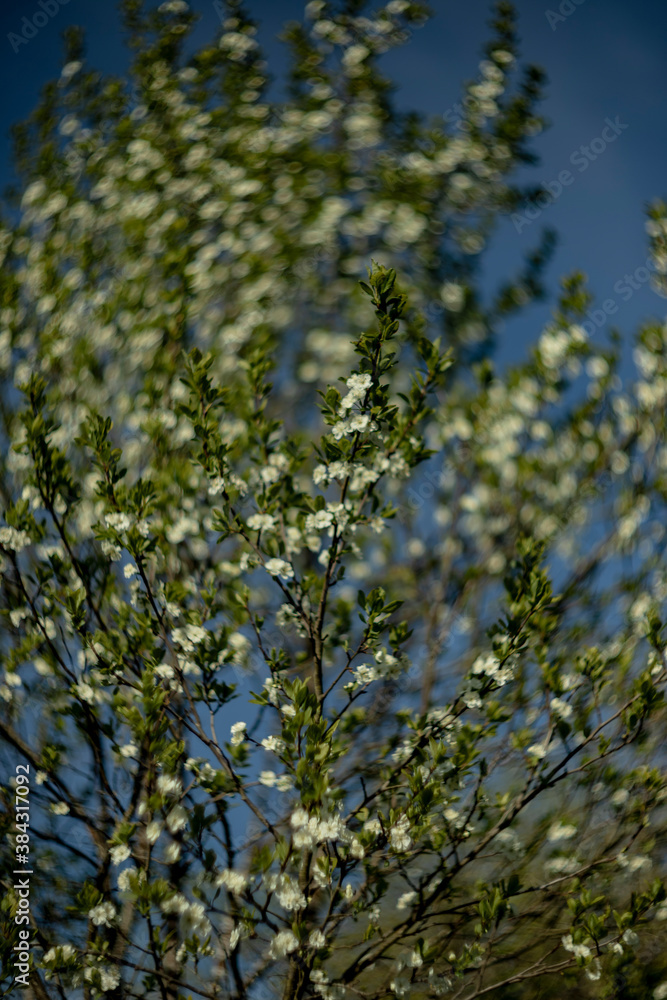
[1,0,666,367]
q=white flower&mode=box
[159,0,189,12]
[550,697,573,720]
[230,721,247,746]
[208,475,225,495]
[547,821,577,842]
[313,464,329,485]
[276,874,307,911]
[51,801,70,815]
[397,890,417,910]
[346,372,372,392]
[363,818,382,837]
[173,623,207,649]
[291,808,309,828]
[88,901,117,927]
[349,838,365,859]
[118,867,143,892]
[471,653,499,676]
[305,509,334,532]
[146,820,163,844]
[180,901,211,938]
[110,844,131,865]
[390,815,412,852]
[164,842,181,863]
[561,934,591,959]
[342,44,369,69]
[228,631,251,655]
[161,893,191,916]
[332,419,351,440]
[258,770,293,790]
[309,929,326,949]
[268,929,300,959]
[220,31,258,55]
[264,557,294,580]
[263,676,281,705]
[305,0,325,17]
[43,943,77,964]
[99,965,121,991]
[60,60,83,80]
[545,855,579,876]
[654,983,667,1000]
[157,774,183,797]
[390,976,411,998]
[117,867,138,892]
[247,512,276,531]
[105,512,131,532]
[166,805,188,833]
[261,734,286,754]
[0,527,30,551]
[340,372,372,410]
[101,540,122,561]
[585,958,601,981]
[349,464,380,491]
[349,413,371,433]
[216,868,249,895]
[440,281,465,311]
[491,48,514,65]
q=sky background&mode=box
[1,0,666,369]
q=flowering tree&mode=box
[2,2,667,999]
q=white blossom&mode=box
[146,821,163,844]
[230,721,247,746]
[561,934,591,959]
[88,901,117,927]
[264,558,294,580]
[389,815,412,852]
[216,868,249,895]
[110,844,131,865]
[547,822,577,842]
[397,890,417,910]
[268,929,300,959]
[309,929,327,949]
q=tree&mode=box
[1,1,667,999]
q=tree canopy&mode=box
[1,3,667,999]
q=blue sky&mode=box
[1,0,666,368]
